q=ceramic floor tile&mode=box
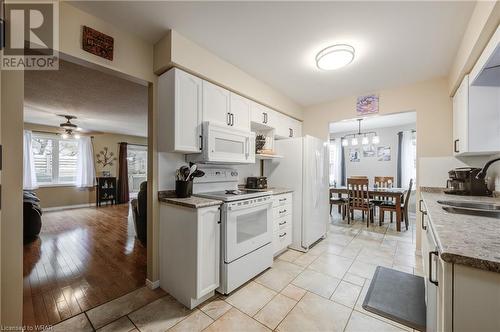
[128,296,192,332]
[345,310,406,332]
[51,313,93,332]
[330,281,362,307]
[291,252,319,267]
[343,272,366,287]
[276,292,352,332]
[280,284,306,301]
[86,287,165,328]
[225,281,277,316]
[97,316,136,332]
[277,249,303,262]
[292,269,341,299]
[307,253,354,279]
[254,260,303,292]
[254,294,297,329]
[348,260,379,279]
[204,308,270,332]
[168,309,213,332]
[199,297,232,320]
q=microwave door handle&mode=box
[245,137,249,159]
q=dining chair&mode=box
[379,179,413,230]
[371,176,395,221]
[330,194,347,219]
[347,178,374,227]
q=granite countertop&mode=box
[158,191,222,209]
[421,190,500,273]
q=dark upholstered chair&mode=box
[23,191,42,243]
[132,181,147,245]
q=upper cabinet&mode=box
[203,80,231,127]
[452,26,500,156]
[229,93,251,130]
[158,68,203,153]
[275,113,302,139]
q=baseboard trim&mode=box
[43,203,94,212]
[146,279,160,290]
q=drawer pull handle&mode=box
[279,209,287,214]
[279,198,287,202]
[429,251,439,286]
[279,232,287,238]
[279,221,287,226]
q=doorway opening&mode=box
[22,58,149,327]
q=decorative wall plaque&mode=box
[82,26,114,60]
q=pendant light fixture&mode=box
[340,119,379,147]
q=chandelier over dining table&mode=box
[341,118,379,146]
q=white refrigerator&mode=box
[265,135,329,252]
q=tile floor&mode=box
[51,212,422,332]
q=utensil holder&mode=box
[175,180,193,198]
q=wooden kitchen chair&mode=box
[379,179,413,230]
[371,176,395,221]
[330,194,347,219]
[347,178,374,227]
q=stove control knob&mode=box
[231,171,238,177]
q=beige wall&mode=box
[448,1,500,95]
[24,123,147,209]
[154,30,304,120]
[1,71,24,326]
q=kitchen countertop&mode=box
[421,190,500,273]
[158,190,222,209]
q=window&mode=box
[127,145,147,192]
[32,134,79,185]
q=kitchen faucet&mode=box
[476,157,500,180]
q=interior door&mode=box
[203,80,230,126]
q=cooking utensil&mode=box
[188,169,205,181]
[179,166,190,181]
[186,164,197,180]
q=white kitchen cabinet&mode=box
[159,203,221,309]
[275,114,302,139]
[272,193,292,255]
[452,74,500,156]
[158,68,202,153]
[420,199,500,332]
[203,80,231,127]
[251,102,273,128]
[230,93,251,130]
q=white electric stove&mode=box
[194,167,273,294]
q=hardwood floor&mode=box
[23,204,147,328]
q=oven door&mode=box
[223,196,272,263]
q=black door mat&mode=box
[362,266,426,332]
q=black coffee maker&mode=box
[445,167,491,196]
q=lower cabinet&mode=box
[272,193,292,255]
[420,199,500,332]
[159,203,220,309]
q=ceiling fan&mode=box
[58,114,82,139]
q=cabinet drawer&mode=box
[273,227,291,255]
[274,215,291,231]
[273,193,292,207]
[273,204,291,219]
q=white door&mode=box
[452,75,468,155]
[224,198,273,263]
[176,69,203,152]
[302,136,329,247]
[203,80,231,126]
[230,93,251,130]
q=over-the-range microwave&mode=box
[187,122,255,164]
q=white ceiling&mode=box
[24,59,148,137]
[329,111,416,134]
[71,1,474,107]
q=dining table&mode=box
[330,186,407,231]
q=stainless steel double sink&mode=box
[437,200,500,218]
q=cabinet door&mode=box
[274,112,289,138]
[289,118,302,138]
[251,102,268,126]
[203,80,231,126]
[175,70,203,152]
[230,93,251,130]
[452,75,469,155]
[196,206,220,298]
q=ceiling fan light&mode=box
[74,133,81,139]
[372,135,380,144]
[61,133,69,139]
[316,44,355,70]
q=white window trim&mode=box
[32,133,79,186]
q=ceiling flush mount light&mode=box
[316,44,355,70]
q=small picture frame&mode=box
[101,170,111,177]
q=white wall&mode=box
[331,123,415,183]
